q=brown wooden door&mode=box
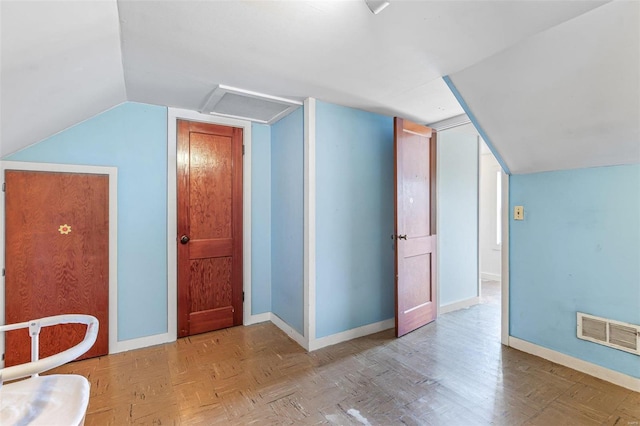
[4,170,109,366]
[394,118,437,337]
[177,120,243,337]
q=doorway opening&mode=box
[436,123,504,342]
[479,138,503,335]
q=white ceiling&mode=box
[449,0,640,173]
[0,0,126,157]
[2,0,637,175]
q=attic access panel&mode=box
[201,85,302,124]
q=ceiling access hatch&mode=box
[200,85,302,124]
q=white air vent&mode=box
[200,85,302,124]
[577,312,640,355]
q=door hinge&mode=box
[1,268,4,277]
[242,291,245,302]
[242,145,245,156]
[2,182,5,192]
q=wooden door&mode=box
[177,120,243,337]
[394,118,437,337]
[4,170,109,366]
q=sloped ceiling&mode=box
[2,0,636,175]
[0,0,126,157]
[449,0,640,174]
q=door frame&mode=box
[500,171,510,345]
[0,161,118,365]
[432,123,510,346]
[167,108,254,342]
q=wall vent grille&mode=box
[577,312,639,355]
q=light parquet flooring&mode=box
[48,280,639,425]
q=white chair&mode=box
[0,314,99,426]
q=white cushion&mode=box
[0,375,89,426]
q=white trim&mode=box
[435,136,441,313]
[439,297,480,314]
[508,336,640,392]
[166,109,178,344]
[303,98,316,346]
[111,333,174,354]
[268,314,393,353]
[476,136,481,301]
[501,172,510,345]
[270,313,308,350]
[244,312,270,326]
[481,272,501,281]
[0,161,119,358]
[167,107,253,343]
[309,319,394,351]
[427,114,471,132]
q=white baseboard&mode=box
[244,312,271,326]
[109,312,282,354]
[440,296,480,314]
[111,332,174,354]
[308,318,395,351]
[508,336,640,392]
[481,272,501,281]
[269,313,308,350]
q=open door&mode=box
[394,118,437,337]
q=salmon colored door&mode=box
[394,118,437,337]
[177,120,243,337]
[4,170,109,366]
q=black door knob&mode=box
[180,235,190,244]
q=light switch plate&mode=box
[514,205,524,220]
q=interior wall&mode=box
[510,163,640,378]
[5,102,168,340]
[251,123,272,315]
[270,107,305,334]
[315,101,394,338]
[437,129,479,308]
[3,102,276,342]
[479,146,502,280]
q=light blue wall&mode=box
[270,107,304,333]
[315,101,395,338]
[4,103,276,340]
[251,123,272,315]
[438,131,479,306]
[6,102,168,340]
[510,164,640,378]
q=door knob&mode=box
[180,235,190,244]
[397,234,407,240]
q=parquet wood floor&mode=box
[48,281,638,425]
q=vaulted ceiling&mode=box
[1,1,638,174]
